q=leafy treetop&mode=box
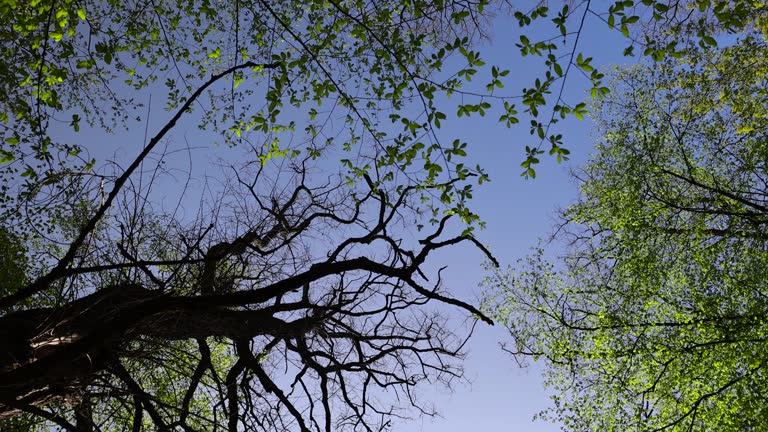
[485,21,768,432]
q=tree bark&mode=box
[0,283,316,419]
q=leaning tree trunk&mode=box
[0,284,163,419]
[0,283,315,419]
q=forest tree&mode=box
[0,0,762,430]
[487,14,768,432]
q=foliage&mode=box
[0,0,761,219]
[0,0,766,430]
[0,228,26,297]
[485,27,768,431]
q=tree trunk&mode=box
[0,283,315,419]
[0,284,153,419]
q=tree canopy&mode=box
[0,0,765,430]
[486,20,768,432]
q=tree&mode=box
[0,159,497,431]
[485,23,768,432]
[0,0,763,430]
[0,0,507,430]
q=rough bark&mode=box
[0,283,318,419]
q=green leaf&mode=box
[488,33,768,432]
